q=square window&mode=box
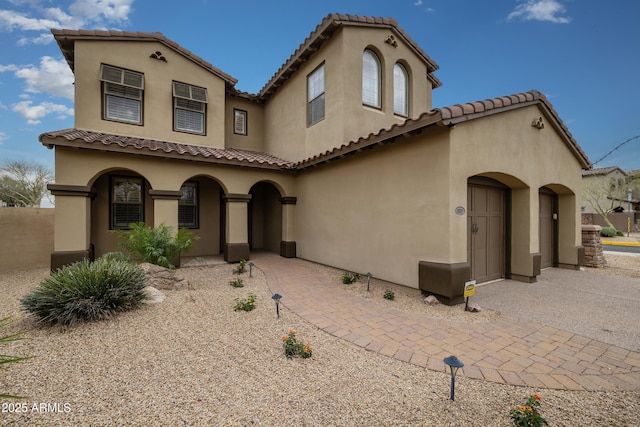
[101,64,144,125]
[173,81,208,135]
[234,109,247,135]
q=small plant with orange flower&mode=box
[282,329,313,358]
[234,294,256,311]
[509,393,548,426]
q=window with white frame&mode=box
[234,109,247,135]
[178,181,198,228]
[362,50,381,108]
[393,63,409,116]
[100,64,144,124]
[307,63,325,126]
[173,81,208,134]
[111,176,143,229]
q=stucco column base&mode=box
[418,261,469,306]
[224,243,250,263]
[280,241,296,258]
[51,247,94,272]
[510,274,537,283]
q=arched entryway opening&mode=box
[248,181,283,254]
[178,176,225,257]
[90,169,153,258]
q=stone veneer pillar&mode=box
[581,224,605,268]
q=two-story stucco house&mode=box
[41,14,592,304]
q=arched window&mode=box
[393,63,409,116]
[362,50,381,108]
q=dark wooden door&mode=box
[468,185,505,283]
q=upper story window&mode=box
[178,181,198,228]
[393,63,409,116]
[100,64,144,125]
[234,109,247,135]
[173,81,208,135]
[362,50,381,108]
[111,176,143,229]
[307,63,325,126]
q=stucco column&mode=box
[149,189,181,230]
[223,193,251,262]
[47,184,95,270]
[280,196,297,258]
[510,187,538,282]
[557,194,581,269]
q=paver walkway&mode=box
[251,252,640,391]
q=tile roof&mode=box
[51,29,237,86]
[582,166,626,177]
[258,13,441,99]
[39,129,295,170]
[296,89,592,170]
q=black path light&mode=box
[248,262,255,277]
[443,355,464,401]
[272,293,282,319]
[366,272,372,292]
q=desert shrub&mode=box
[383,290,395,300]
[1,317,33,399]
[600,227,617,237]
[99,251,133,263]
[20,257,147,326]
[113,222,197,269]
[341,272,361,284]
[233,259,247,275]
[616,230,624,236]
[229,278,244,288]
[234,294,256,312]
[282,329,313,358]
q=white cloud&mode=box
[507,0,571,24]
[17,32,54,46]
[0,10,60,31]
[12,100,74,125]
[0,132,6,144]
[69,0,133,23]
[414,0,423,5]
[0,64,18,72]
[13,56,74,99]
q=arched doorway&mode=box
[248,182,283,253]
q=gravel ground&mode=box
[1,255,639,426]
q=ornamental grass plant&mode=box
[20,256,148,326]
[0,317,33,399]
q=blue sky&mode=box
[1,0,639,172]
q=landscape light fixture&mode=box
[248,262,255,277]
[366,272,373,292]
[443,355,464,401]
[272,293,282,319]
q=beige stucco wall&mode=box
[73,40,227,148]
[0,208,54,271]
[295,128,452,289]
[448,105,583,272]
[264,26,433,163]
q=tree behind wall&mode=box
[582,172,640,229]
[0,161,53,207]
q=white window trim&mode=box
[393,63,409,117]
[234,109,247,135]
[362,50,381,108]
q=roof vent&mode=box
[385,35,398,47]
[150,51,167,62]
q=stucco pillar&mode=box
[223,193,251,262]
[149,189,181,230]
[557,194,582,269]
[510,187,538,282]
[280,196,297,258]
[47,184,95,270]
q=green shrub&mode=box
[600,227,617,237]
[234,294,256,312]
[341,272,361,284]
[99,251,133,263]
[282,329,313,358]
[113,222,197,269]
[1,317,33,399]
[383,290,395,300]
[229,278,244,288]
[233,259,247,275]
[616,230,624,236]
[20,257,148,326]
